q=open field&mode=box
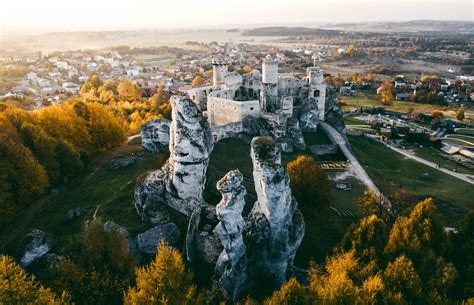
[407,145,474,175]
[349,135,473,224]
[456,129,474,136]
[443,138,474,148]
[340,93,474,124]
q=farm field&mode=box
[340,93,474,124]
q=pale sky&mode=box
[1,0,473,34]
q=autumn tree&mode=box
[357,190,383,218]
[80,75,103,96]
[0,255,69,304]
[286,155,331,211]
[117,79,141,102]
[84,103,127,151]
[125,241,205,305]
[431,110,444,119]
[379,81,394,105]
[264,278,312,305]
[45,219,135,305]
[0,117,49,228]
[383,255,422,303]
[385,199,457,303]
[456,107,465,121]
[339,214,388,265]
[192,75,205,87]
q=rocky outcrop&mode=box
[134,96,214,219]
[299,97,319,132]
[18,229,55,267]
[140,119,170,153]
[103,221,142,263]
[137,223,181,256]
[61,207,85,223]
[108,156,137,170]
[213,170,248,300]
[245,137,305,288]
[287,118,306,151]
[324,87,346,135]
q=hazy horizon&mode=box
[1,0,472,36]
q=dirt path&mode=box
[0,137,138,252]
[319,122,382,196]
[386,145,474,185]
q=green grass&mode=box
[407,145,474,175]
[456,129,474,136]
[446,135,474,144]
[349,136,473,224]
[343,116,368,126]
[14,141,163,253]
[304,130,333,145]
[443,138,474,148]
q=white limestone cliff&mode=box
[245,136,305,287]
[134,96,214,220]
[213,170,247,300]
[140,118,170,153]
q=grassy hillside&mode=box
[349,135,472,224]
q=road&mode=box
[319,121,382,196]
[386,145,474,185]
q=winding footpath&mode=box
[386,145,474,185]
[319,121,382,196]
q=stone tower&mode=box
[260,55,279,112]
[307,66,326,120]
[212,58,229,87]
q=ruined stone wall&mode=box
[211,122,244,142]
[242,71,261,93]
[262,56,278,84]
[213,59,229,87]
[188,86,218,111]
[278,75,301,98]
[307,66,327,120]
[207,96,260,127]
[224,72,243,91]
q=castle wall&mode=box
[213,59,229,87]
[207,96,260,127]
[224,72,243,91]
[307,67,327,120]
[262,56,278,84]
[211,121,244,142]
[188,86,218,111]
[278,75,301,98]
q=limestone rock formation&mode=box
[103,221,142,263]
[213,170,248,300]
[134,96,214,219]
[137,223,181,256]
[324,87,346,135]
[108,156,137,170]
[140,118,170,153]
[245,137,305,288]
[286,118,306,151]
[299,97,320,132]
[18,229,55,267]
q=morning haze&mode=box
[1,0,473,304]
